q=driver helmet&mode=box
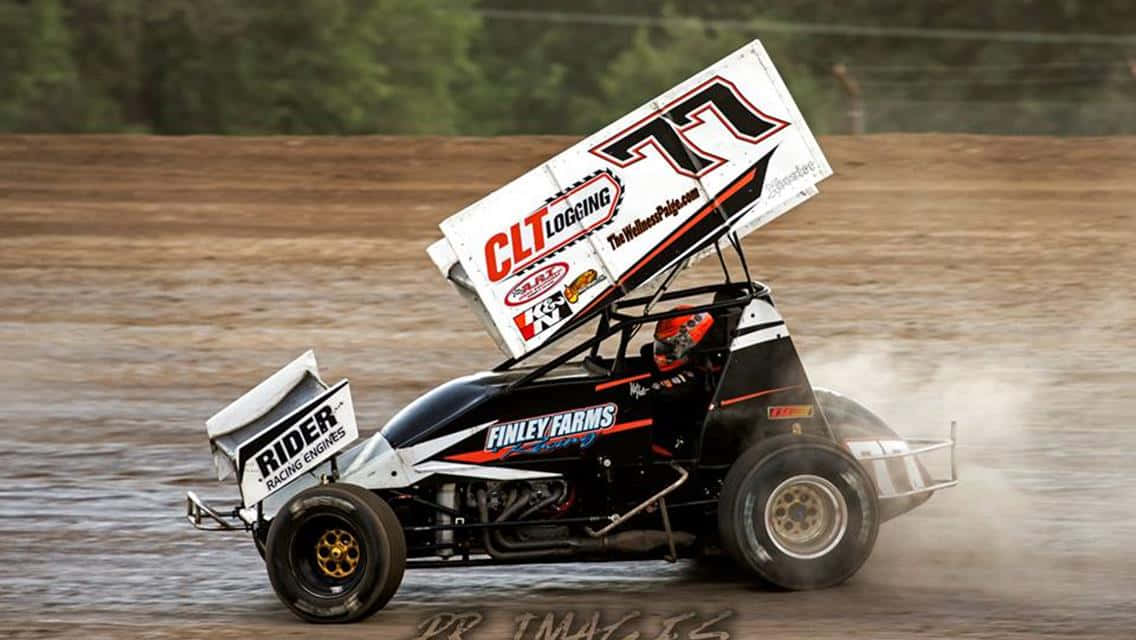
[653,305,714,372]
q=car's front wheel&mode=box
[718,434,879,589]
[265,483,405,623]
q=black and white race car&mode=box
[185,40,957,623]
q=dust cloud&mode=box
[805,344,1044,581]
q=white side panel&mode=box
[426,237,458,273]
[340,420,497,488]
[236,380,358,506]
[339,421,562,491]
[736,298,784,329]
[413,461,561,481]
[731,325,789,351]
[729,298,788,350]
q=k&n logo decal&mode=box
[513,292,571,340]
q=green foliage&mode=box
[461,0,663,135]
[0,1,1132,134]
[5,0,480,134]
[0,0,85,131]
[579,9,836,134]
[224,0,479,134]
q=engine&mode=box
[416,477,695,562]
[431,480,573,557]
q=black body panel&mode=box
[700,336,828,465]
[381,372,515,448]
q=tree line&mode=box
[3,0,1133,135]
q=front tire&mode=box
[718,435,879,590]
[265,483,406,623]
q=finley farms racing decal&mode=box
[484,171,623,282]
[513,292,571,340]
[504,262,568,306]
[486,403,617,453]
[445,404,654,463]
[590,75,789,178]
[236,380,358,506]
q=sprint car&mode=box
[185,40,957,623]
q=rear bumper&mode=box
[846,422,958,519]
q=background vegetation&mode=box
[2,0,1134,135]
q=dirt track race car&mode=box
[185,40,958,623]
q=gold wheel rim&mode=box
[764,474,848,560]
[314,528,360,578]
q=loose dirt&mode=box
[1,134,1133,638]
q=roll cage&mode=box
[494,234,760,388]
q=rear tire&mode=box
[813,388,897,440]
[265,483,406,623]
[718,435,878,590]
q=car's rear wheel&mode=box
[718,434,879,589]
[265,483,405,623]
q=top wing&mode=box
[429,39,832,358]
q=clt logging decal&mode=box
[590,76,789,178]
[236,380,358,505]
[484,171,623,282]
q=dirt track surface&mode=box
[1,134,1134,639]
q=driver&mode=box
[652,305,714,373]
[643,306,717,456]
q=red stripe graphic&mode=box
[719,384,800,408]
[595,373,651,391]
[620,166,757,287]
[601,418,653,435]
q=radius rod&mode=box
[585,464,689,538]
